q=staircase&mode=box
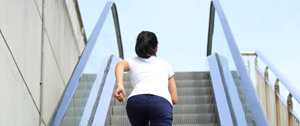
[232,72,255,125]
[61,74,96,126]
[105,72,220,126]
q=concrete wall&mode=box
[0,0,86,125]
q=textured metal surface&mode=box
[61,74,96,126]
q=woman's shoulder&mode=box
[124,57,142,65]
[156,57,172,66]
[125,57,138,61]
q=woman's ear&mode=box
[154,46,158,53]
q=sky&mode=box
[78,0,300,114]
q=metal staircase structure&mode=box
[48,0,300,126]
[105,72,219,126]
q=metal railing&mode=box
[242,51,300,126]
[208,53,244,125]
[206,0,269,125]
[48,1,123,125]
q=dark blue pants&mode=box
[126,94,173,126]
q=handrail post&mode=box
[264,67,269,81]
[287,93,293,126]
[275,79,280,126]
[246,60,250,74]
[254,55,258,66]
[264,67,270,120]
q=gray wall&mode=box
[0,0,86,125]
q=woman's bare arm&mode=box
[168,76,178,104]
[114,60,130,103]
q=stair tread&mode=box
[109,104,217,115]
[109,114,218,125]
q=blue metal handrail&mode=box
[48,1,123,125]
[208,53,239,125]
[256,51,300,104]
[208,0,269,125]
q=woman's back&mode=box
[126,56,174,105]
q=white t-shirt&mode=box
[125,56,175,105]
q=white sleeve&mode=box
[167,62,175,78]
[124,58,133,68]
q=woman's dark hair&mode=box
[135,31,158,58]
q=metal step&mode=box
[174,72,210,80]
[108,104,216,116]
[62,74,96,126]
[177,95,215,104]
[107,113,218,125]
[177,87,212,96]
[175,80,211,88]
[122,80,212,88]
[173,114,218,124]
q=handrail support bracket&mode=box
[287,93,293,126]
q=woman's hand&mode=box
[114,85,126,103]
